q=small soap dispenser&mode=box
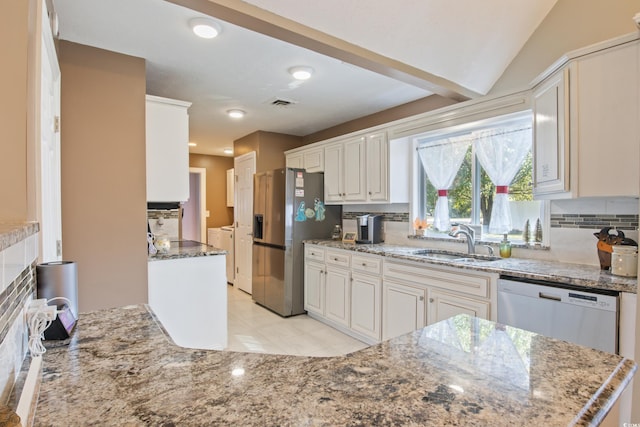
[499,234,512,258]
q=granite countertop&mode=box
[0,222,39,252]
[305,240,638,294]
[34,305,636,426]
[148,240,226,261]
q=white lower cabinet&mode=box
[350,272,382,341]
[428,289,489,324]
[304,245,496,344]
[304,245,382,344]
[325,266,350,327]
[382,260,497,340]
[382,280,426,341]
[304,261,325,316]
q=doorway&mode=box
[234,152,256,294]
[182,167,207,242]
[38,0,62,262]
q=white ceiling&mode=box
[53,0,557,156]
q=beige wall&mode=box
[59,41,148,312]
[234,131,304,173]
[303,94,457,144]
[491,0,640,94]
[0,0,30,220]
[189,154,234,228]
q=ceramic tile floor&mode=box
[225,285,369,357]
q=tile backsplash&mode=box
[341,198,639,266]
[550,214,638,230]
[0,262,36,404]
[0,229,39,406]
[342,211,409,222]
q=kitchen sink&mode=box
[410,251,464,260]
[407,249,500,262]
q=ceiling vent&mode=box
[267,97,298,107]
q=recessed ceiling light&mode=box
[289,66,314,80]
[190,18,221,39]
[188,142,197,147]
[227,109,245,119]
[223,148,233,155]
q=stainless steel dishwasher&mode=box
[497,276,619,354]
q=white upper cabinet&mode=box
[323,143,344,203]
[532,68,569,196]
[324,135,367,204]
[285,153,303,169]
[532,36,640,199]
[323,132,407,205]
[366,133,388,202]
[285,147,324,172]
[343,137,367,202]
[146,95,192,202]
[302,148,324,172]
[287,130,408,205]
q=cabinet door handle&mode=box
[419,296,424,301]
[429,298,434,303]
[368,191,372,195]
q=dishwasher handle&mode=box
[538,292,562,302]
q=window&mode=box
[414,111,545,243]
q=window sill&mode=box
[407,234,550,251]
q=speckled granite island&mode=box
[34,305,635,426]
[147,240,227,350]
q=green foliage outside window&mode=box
[424,148,534,228]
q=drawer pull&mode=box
[362,263,367,266]
[334,257,339,261]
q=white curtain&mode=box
[473,125,531,234]
[418,136,471,231]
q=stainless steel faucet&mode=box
[449,224,475,254]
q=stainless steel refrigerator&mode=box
[252,168,341,316]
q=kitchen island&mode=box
[34,304,636,426]
[148,240,227,350]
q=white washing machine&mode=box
[208,227,234,284]
[207,228,222,247]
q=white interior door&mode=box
[234,152,256,294]
[40,0,62,262]
[182,168,207,242]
